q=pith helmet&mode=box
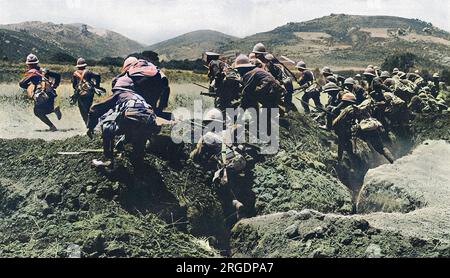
[392,68,400,74]
[264,53,275,61]
[341,92,357,103]
[26,54,39,65]
[326,75,337,84]
[323,82,340,93]
[363,67,376,77]
[204,109,223,122]
[321,66,333,76]
[252,43,267,54]
[76,58,88,68]
[234,54,255,68]
[380,71,391,78]
[433,73,440,78]
[384,78,396,87]
[344,78,356,86]
[296,61,307,70]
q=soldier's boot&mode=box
[382,147,395,164]
[54,106,62,121]
[232,200,245,220]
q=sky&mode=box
[0,0,449,45]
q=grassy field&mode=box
[0,78,213,140]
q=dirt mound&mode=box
[0,112,360,257]
[0,137,222,257]
[251,115,353,215]
[231,210,450,258]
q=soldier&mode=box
[380,71,390,83]
[237,55,284,110]
[430,73,441,98]
[71,58,102,125]
[344,77,366,105]
[333,95,395,164]
[297,61,322,113]
[392,68,400,76]
[19,54,62,131]
[364,67,392,132]
[190,109,247,221]
[251,43,268,65]
[331,93,359,161]
[264,54,295,111]
[383,92,410,136]
[322,82,343,130]
[113,57,171,115]
[87,62,158,169]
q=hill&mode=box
[222,14,450,70]
[0,21,144,62]
[146,14,450,70]
[147,30,238,61]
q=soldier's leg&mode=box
[312,91,324,109]
[367,131,394,164]
[101,122,117,167]
[284,80,294,110]
[301,92,311,113]
[80,95,94,125]
[326,107,335,130]
[34,105,56,130]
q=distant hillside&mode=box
[147,30,238,61]
[221,14,450,70]
[0,21,144,62]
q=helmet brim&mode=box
[76,63,88,68]
[26,60,39,65]
[234,64,256,69]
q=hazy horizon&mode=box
[0,0,449,45]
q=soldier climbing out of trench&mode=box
[112,56,171,116]
[190,109,248,221]
[204,52,241,111]
[333,93,395,164]
[71,58,103,125]
[297,61,323,114]
[86,58,160,169]
[19,54,62,131]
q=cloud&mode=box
[0,0,448,45]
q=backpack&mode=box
[26,69,55,105]
[74,70,93,96]
[359,118,383,132]
[127,60,159,78]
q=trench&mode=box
[335,134,416,208]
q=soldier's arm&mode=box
[72,74,78,90]
[19,75,33,89]
[90,71,102,88]
[47,71,61,88]
[190,137,205,162]
[86,94,117,130]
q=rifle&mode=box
[200,92,217,98]
[57,149,103,156]
[272,56,298,83]
[292,90,335,116]
[193,83,209,90]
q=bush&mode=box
[441,69,450,85]
[50,52,76,64]
[382,52,417,73]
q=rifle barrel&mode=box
[193,83,209,90]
